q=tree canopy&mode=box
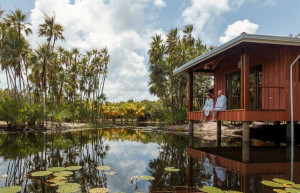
[148,25,213,123]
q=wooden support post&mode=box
[241,48,250,109]
[240,51,244,109]
[187,156,194,187]
[189,120,194,148]
[188,71,194,112]
[286,121,292,161]
[217,121,222,147]
[242,121,250,143]
[242,121,250,163]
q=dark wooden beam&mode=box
[195,72,215,76]
[243,48,250,109]
[240,47,250,109]
[188,71,193,112]
[240,50,244,109]
[212,56,225,69]
[193,69,215,73]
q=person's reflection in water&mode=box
[201,152,227,189]
[249,176,255,193]
[202,152,217,186]
[215,166,227,188]
[204,157,213,177]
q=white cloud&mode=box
[219,19,259,43]
[29,0,161,102]
[181,0,244,43]
[154,0,166,7]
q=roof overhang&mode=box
[173,34,300,75]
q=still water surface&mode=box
[0,127,297,192]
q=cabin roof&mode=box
[173,34,300,75]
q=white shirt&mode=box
[203,98,214,110]
[215,95,227,110]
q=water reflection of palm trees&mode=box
[0,130,110,192]
[0,128,251,192]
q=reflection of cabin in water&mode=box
[173,34,300,144]
[187,147,300,193]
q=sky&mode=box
[0,0,299,102]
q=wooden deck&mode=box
[187,109,288,121]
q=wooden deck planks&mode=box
[187,110,288,121]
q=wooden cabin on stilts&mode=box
[174,33,300,159]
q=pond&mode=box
[0,127,298,193]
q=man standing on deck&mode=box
[211,90,227,121]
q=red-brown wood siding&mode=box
[187,110,287,121]
[214,46,286,111]
[284,46,300,121]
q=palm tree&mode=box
[38,13,64,126]
[4,9,32,103]
[148,26,211,123]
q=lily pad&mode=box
[140,175,155,181]
[285,188,300,193]
[273,189,289,193]
[96,166,110,171]
[293,184,300,189]
[31,171,53,177]
[89,188,110,193]
[262,180,285,188]
[273,178,295,185]
[56,183,80,193]
[48,176,67,186]
[224,191,243,193]
[47,167,67,172]
[53,171,73,177]
[164,167,180,172]
[199,186,223,193]
[65,166,82,171]
[0,186,22,193]
[104,171,116,175]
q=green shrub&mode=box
[0,97,42,128]
[0,97,21,127]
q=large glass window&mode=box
[226,65,262,110]
[249,65,262,109]
[226,72,241,109]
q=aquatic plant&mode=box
[47,176,67,186]
[164,167,180,172]
[140,175,155,180]
[56,183,81,193]
[31,171,53,177]
[65,166,82,171]
[96,166,111,170]
[53,171,73,177]
[89,188,110,193]
[261,178,300,193]
[199,186,243,193]
[47,167,67,172]
[0,186,22,193]
[104,171,116,175]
